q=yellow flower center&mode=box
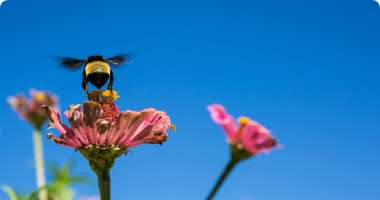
[238,117,251,125]
[102,90,120,101]
[234,117,252,143]
[34,92,46,102]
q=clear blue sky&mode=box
[0,0,380,199]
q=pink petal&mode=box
[242,121,277,155]
[72,127,89,146]
[47,133,80,148]
[119,109,170,147]
[207,104,237,141]
[45,101,173,150]
[43,106,68,135]
[107,111,141,146]
[117,109,156,146]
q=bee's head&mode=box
[87,55,104,62]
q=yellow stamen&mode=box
[238,117,251,125]
[111,91,120,100]
[102,90,111,97]
[102,90,120,101]
[170,124,177,132]
[235,117,251,143]
[33,92,46,102]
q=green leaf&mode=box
[1,185,18,200]
[2,160,88,200]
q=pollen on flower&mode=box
[170,124,177,132]
[33,92,46,102]
[208,104,278,157]
[238,117,251,125]
[102,90,119,101]
[88,90,119,103]
[44,102,173,151]
[101,101,120,122]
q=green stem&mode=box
[206,159,239,200]
[32,129,48,200]
[85,156,113,200]
[95,162,111,200]
[80,147,126,200]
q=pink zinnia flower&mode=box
[44,100,174,151]
[208,104,277,156]
[8,89,58,129]
[44,90,175,200]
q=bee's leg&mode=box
[82,71,90,99]
[107,71,114,91]
[85,84,90,99]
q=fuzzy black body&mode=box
[86,72,110,89]
[82,55,113,90]
[60,54,131,98]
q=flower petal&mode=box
[242,121,277,155]
[127,110,170,146]
[106,110,142,146]
[43,106,68,134]
[116,109,171,147]
[208,104,237,141]
[45,100,173,150]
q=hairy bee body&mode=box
[85,61,111,76]
[60,54,131,98]
[84,61,111,89]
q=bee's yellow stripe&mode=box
[85,61,111,76]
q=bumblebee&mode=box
[60,54,132,97]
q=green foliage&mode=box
[1,185,34,200]
[46,161,87,200]
[1,161,87,200]
[1,186,27,200]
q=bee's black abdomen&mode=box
[87,72,110,89]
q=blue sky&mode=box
[0,0,380,199]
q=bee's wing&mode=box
[106,53,134,67]
[59,57,85,69]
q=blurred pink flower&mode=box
[8,89,58,129]
[208,104,277,156]
[44,101,174,150]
